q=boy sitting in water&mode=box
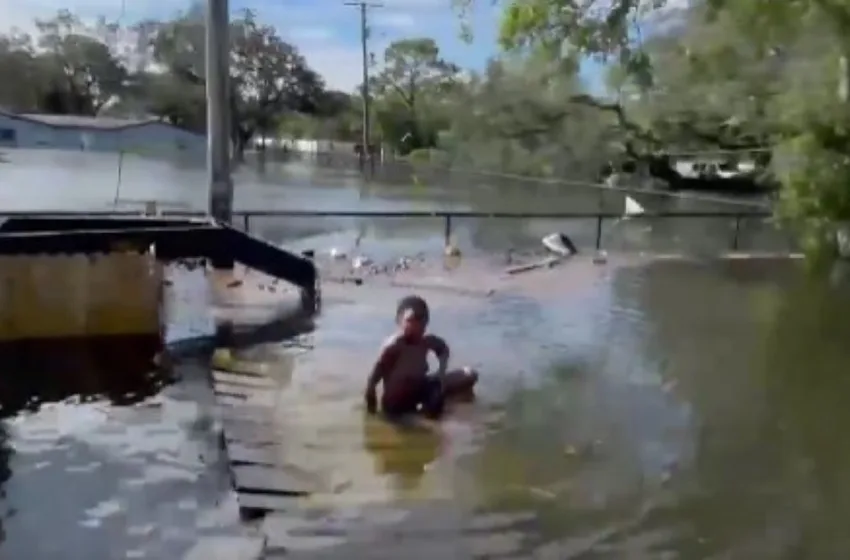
[364,295,478,419]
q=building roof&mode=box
[0,110,160,131]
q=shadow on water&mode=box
[0,334,173,550]
[0,336,169,418]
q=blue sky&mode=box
[0,0,608,92]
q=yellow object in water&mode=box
[211,347,269,376]
[211,347,234,369]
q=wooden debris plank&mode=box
[233,465,316,496]
[212,363,268,378]
[217,394,257,408]
[213,383,273,399]
[217,404,273,421]
[222,420,283,446]
[237,492,301,513]
[213,383,275,401]
[505,256,564,275]
[215,389,248,400]
[212,370,276,389]
[227,442,278,466]
[216,391,276,408]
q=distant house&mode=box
[0,110,205,154]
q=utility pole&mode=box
[206,0,234,269]
[344,1,382,169]
[206,0,233,226]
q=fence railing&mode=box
[0,209,778,252]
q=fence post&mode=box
[595,215,603,250]
[732,215,741,251]
[444,215,452,246]
[300,249,320,313]
[243,214,250,232]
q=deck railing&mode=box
[0,208,778,252]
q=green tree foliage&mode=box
[370,38,460,154]
[454,0,850,255]
[0,7,335,159]
[148,6,326,158]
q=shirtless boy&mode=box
[364,295,478,419]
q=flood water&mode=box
[0,149,790,255]
[0,150,846,559]
[238,256,850,559]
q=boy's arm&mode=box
[425,334,450,378]
[364,340,398,412]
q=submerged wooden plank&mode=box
[233,465,317,496]
[237,492,301,513]
[212,370,276,389]
[505,256,564,275]
[216,391,276,408]
[227,442,278,466]
[215,389,248,401]
[217,394,257,408]
[213,383,276,403]
[222,418,282,447]
[217,403,273,419]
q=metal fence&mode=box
[0,209,784,253]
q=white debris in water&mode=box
[85,499,124,519]
[624,195,645,217]
[352,255,372,269]
[542,233,576,256]
[329,247,347,260]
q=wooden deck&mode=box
[210,348,316,516]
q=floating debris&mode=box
[542,232,578,256]
[329,248,347,260]
[444,245,462,257]
[351,255,373,270]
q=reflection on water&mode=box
[361,415,441,495]
[0,336,168,418]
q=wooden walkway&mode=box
[202,270,321,517]
[210,350,318,516]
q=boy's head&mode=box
[396,295,429,340]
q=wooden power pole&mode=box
[206,0,232,225]
[344,1,382,168]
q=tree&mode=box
[230,10,325,152]
[149,5,328,159]
[33,10,128,115]
[436,55,616,178]
[371,38,460,153]
[128,70,206,132]
[0,32,47,111]
[453,0,850,248]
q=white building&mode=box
[0,110,205,154]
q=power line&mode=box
[344,1,382,168]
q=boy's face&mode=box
[399,308,426,340]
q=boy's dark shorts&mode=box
[382,376,445,420]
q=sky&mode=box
[0,0,515,92]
